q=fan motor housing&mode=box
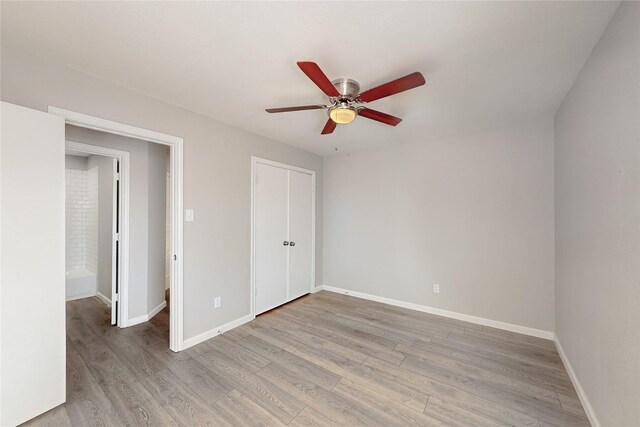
[332,78,360,99]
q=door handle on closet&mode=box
[289,241,295,246]
[283,241,289,246]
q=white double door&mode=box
[254,160,314,315]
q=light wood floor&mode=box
[24,291,588,426]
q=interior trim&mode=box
[318,284,554,340]
[96,291,112,307]
[554,335,600,427]
[128,301,167,327]
[182,314,255,350]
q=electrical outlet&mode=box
[433,284,440,294]
[214,296,221,308]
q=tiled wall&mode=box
[65,169,87,270]
[86,166,99,274]
[65,167,99,272]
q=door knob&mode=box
[283,241,289,246]
[289,241,295,246]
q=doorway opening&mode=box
[64,143,127,327]
[53,106,184,352]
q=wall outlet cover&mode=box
[433,284,440,293]
[185,209,195,222]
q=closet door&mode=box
[288,170,313,299]
[254,163,289,314]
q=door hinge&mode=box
[114,232,120,242]
[115,172,121,181]
[114,293,119,303]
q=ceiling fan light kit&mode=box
[329,105,357,124]
[266,61,426,135]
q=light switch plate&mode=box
[185,209,194,222]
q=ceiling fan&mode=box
[266,62,426,135]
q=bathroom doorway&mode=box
[64,142,128,326]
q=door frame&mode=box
[111,158,119,325]
[250,156,316,316]
[65,141,129,327]
[51,107,185,352]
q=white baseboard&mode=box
[65,291,96,302]
[96,291,112,307]
[128,301,167,327]
[182,313,255,350]
[148,300,167,320]
[312,285,323,293]
[554,335,599,427]
[319,284,554,340]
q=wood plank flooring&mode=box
[23,291,589,426]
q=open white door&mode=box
[111,158,119,325]
[1,102,66,425]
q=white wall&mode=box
[65,160,88,271]
[85,163,99,275]
[1,102,66,426]
[1,47,324,342]
[65,154,87,171]
[65,155,101,301]
[147,143,169,313]
[554,2,640,426]
[323,118,555,333]
[64,154,99,277]
[91,154,114,303]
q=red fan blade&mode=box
[297,62,340,97]
[266,105,326,113]
[321,118,337,135]
[358,108,403,126]
[358,72,426,103]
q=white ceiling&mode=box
[1,1,618,156]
